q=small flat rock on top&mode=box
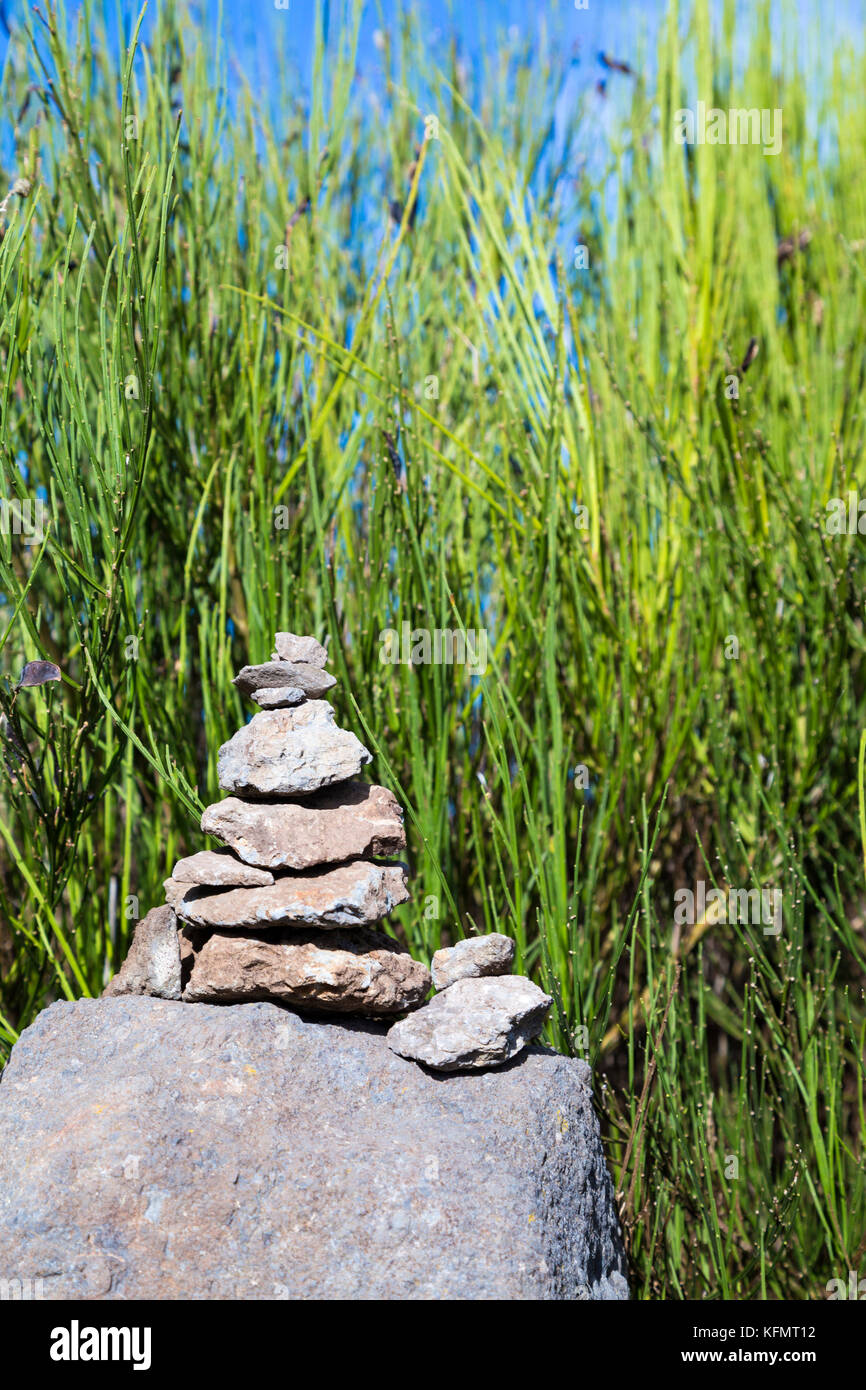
[183,926,431,1014]
[233,661,335,699]
[387,974,551,1071]
[102,905,182,1001]
[170,850,274,888]
[431,932,515,989]
[175,860,409,931]
[201,782,405,871]
[272,632,328,667]
[218,702,371,798]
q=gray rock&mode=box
[183,926,431,1014]
[431,932,516,989]
[387,975,552,1071]
[251,686,305,709]
[232,661,335,699]
[200,782,406,871]
[0,997,628,1299]
[175,860,409,931]
[272,632,328,667]
[102,906,182,1000]
[218,702,371,798]
[170,849,274,888]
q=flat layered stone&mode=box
[164,878,186,909]
[102,906,182,1001]
[201,782,406,870]
[170,850,274,888]
[431,932,515,989]
[232,661,335,699]
[387,975,552,1071]
[251,686,304,709]
[183,926,431,1014]
[272,632,328,666]
[218,702,371,798]
[0,997,629,1299]
[175,860,409,931]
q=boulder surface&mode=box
[0,997,629,1300]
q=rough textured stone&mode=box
[387,975,552,1071]
[218,702,371,798]
[201,782,406,871]
[0,997,629,1299]
[170,849,274,888]
[178,926,196,977]
[431,932,516,989]
[251,686,304,709]
[175,860,409,931]
[163,879,187,910]
[102,906,182,1000]
[232,661,335,699]
[272,632,328,667]
[183,927,431,1013]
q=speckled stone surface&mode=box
[183,926,432,1013]
[0,996,629,1300]
[232,661,335,699]
[101,906,182,1000]
[217,702,371,798]
[430,932,516,989]
[174,860,409,930]
[201,783,406,871]
[387,974,552,1070]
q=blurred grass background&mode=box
[1,0,865,1298]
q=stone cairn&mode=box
[104,631,552,1070]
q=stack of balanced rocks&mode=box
[109,631,431,1017]
[105,630,553,1069]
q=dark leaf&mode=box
[739,337,760,375]
[17,660,62,689]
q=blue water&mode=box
[0,0,863,194]
[2,0,864,126]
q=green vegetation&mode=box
[1,0,864,1299]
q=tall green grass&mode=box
[0,0,864,1298]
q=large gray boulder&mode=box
[0,997,629,1300]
